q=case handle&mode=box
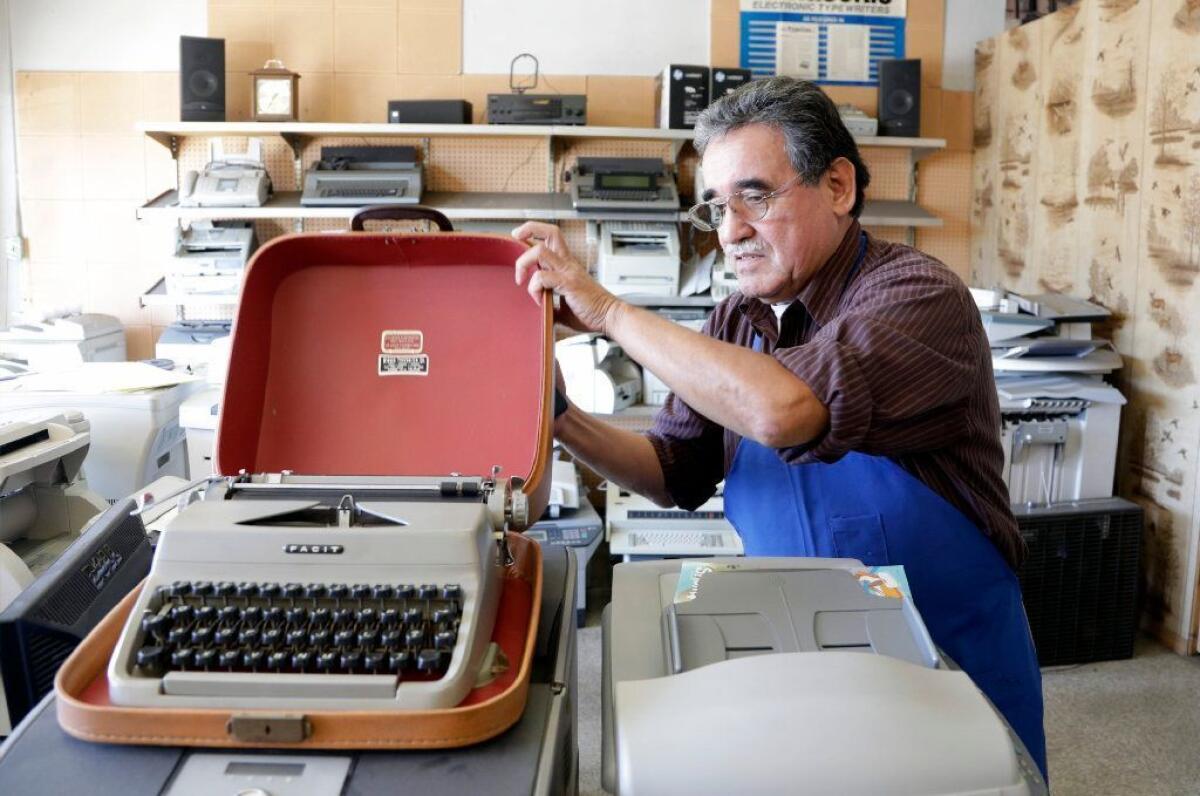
[350,205,454,232]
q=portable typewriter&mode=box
[103,218,553,719]
[106,473,534,711]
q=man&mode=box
[512,77,1046,778]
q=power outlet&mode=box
[3,236,24,261]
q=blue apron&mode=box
[723,244,1047,779]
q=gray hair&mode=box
[694,77,871,218]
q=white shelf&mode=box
[137,189,688,223]
[140,277,238,309]
[138,191,933,228]
[136,121,945,158]
[859,200,943,228]
[623,294,716,308]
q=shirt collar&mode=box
[795,219,864,327]
[732,219,864,332]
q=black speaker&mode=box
[877,58,920,137]
[180,36,225,122]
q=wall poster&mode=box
[739,0,907,86]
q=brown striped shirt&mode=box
[645,221,1023,569]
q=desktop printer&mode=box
[0,312,125,371]
[569,157,680,212]
[597,221,681,297]
[155,320,231,376]
[605,482,743,559]
[0,411,107,615]
[556,333,642,413]
[301,145,423,206]
[602,557,1047,794]
[166,221,256,300]
[178,139,271,208]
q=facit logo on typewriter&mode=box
[284,544,345,555]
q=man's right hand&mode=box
[512,221,625,335]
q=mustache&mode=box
[724,241,767,257]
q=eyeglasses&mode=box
[687,172,806,232]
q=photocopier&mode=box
[0,364,200,503]
[602,557,1047,795]
[973,288,1126,504]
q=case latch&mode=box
[226,714,312,743]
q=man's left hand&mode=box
[512,221,623,335]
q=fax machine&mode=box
[555,333,641,413]
[178,139,271,208]
[602,558,1047,795]
[301,145,423,206]
[167,221,256,300]
[605,482,743,559]
[597,222,681,297]
[569,158,679,212]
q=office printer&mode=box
[300,145,423,206]
[602,558,1047,795]
[555,333,641,413]
[166,221,256,299]
[0,411,107,614]
[974,288,1123,374]
[569,157,679,212]
[178,139,271,208]
[0,312,125,371]
[597,222,681,297]
[155,320,231,376]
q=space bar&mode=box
[163,672,398,699]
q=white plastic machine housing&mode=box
[604,482,743,558]
[0,314,125,370]
[555,333,641,414]
[997,374,1126,504]
[597,222,681,297]
[178,337,232,478]
[0,369,199,502]
[603,558,1046,796]
[0,411,108,612]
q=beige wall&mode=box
[972,0,1200,653]
[14,0,976,359]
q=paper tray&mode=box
[54,532,542,750]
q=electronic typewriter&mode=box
[300,145,424,206]
[96,224,553,731]
[106,473,527,711]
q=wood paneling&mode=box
[973,0,1200,652]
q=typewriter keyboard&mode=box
[131,580,463,680]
